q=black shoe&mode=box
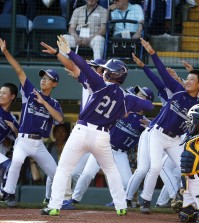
[140,197,151,214]
[5,193,17,207]
[127,199,140,208]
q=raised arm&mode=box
[132,53,165,91]
[0,38,26,86]
[40,41,80,79]
[140,38,181,92]
[57,35,97,79]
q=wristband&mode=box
[54,48,59,56]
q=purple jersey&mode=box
[151,53,199,135]
[110,113,145,152]
[19,78,63,138]
[0,106,19,143]
[68,51,154,127]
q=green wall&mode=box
[0,65,188,101]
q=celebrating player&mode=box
[137,38,199,214]
[0,38,63,207]
[39,35,154,216]
[0,83,19,197]
[60,85,154,210]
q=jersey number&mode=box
[95,96,116,118]
[123,137,135,148]
[41,120,48,131]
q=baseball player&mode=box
[137,38,199,214]
[39,35,154,216]
[60,85,154,210]
[61,58,106,209]
[0,83,19,196]
[0,38,63,207]
[177,104,199,223]
[126,51,189,213]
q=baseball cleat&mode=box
[105,201,115,207]
[116,209,127,216]
[40,207,60,216]
[5,193,17,207]
[61,198,79,210]
[171,192,183,213]
[140,198,151,214]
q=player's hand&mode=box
[33,89,45,105]
[57,35,71,54]
[182,60,193,72]
[40,42,58,55]
[139,118,150,128]
[0,38,7,53]
[132,53,144,67]
[140,38,155,55]
[166,67,179,80]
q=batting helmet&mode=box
[134,85,155,102]
[101,59,128,84]
[87,59,106,67]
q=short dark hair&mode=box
[53,122,71,135]
[189,70,199,82]
[2,83,18,100]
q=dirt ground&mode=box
[0,209,179,223]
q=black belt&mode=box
[188,173,199,179]
[77,120,109,132]
[156,126,177,138]
[21,134,42,140]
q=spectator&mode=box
[109,0,144,40]
[47,123,71,164]
[63,0,108,60]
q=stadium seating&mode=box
[0,14,29,56]
[30,15,67,57]
[104,19,145,61]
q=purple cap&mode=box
[39,69,59,82]
[134,85,154,102]
[87,59,106,67]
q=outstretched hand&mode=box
[132,53,144,68]
[0,38,7,53]
[57,35,71,54]
[40,42,57,55]
[182,60,193,72]
[140,38,155,55]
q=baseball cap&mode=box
[39,69,59,82]
[125,86,135,95]
[87,59,106,67]
[134,85,154,102]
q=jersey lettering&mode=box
[123,137,135,147]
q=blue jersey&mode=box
[68,51,154,127]
[110,113,145,152]
[19,78,63,138]
[151,53,199,135]
[0,106,19,143]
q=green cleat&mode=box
[40,207,60,216]
[117,209,127,216]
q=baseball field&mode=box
[0,204,178,223]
